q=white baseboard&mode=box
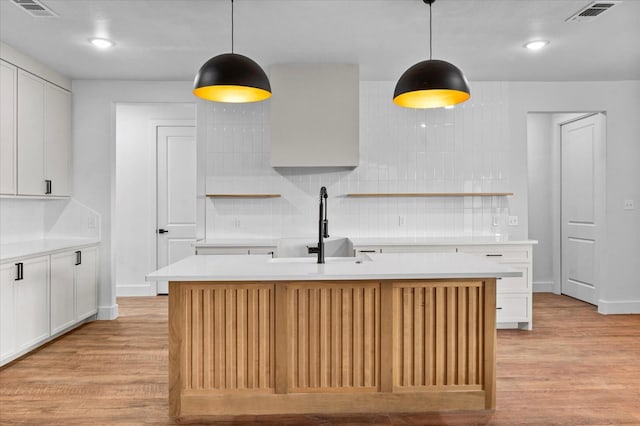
[97,303,119,320]
[533,281,555,293]
[116,282,156,297]
[598,299,640,315]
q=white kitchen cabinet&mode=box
[50,246,98,335]
[270,64,359,167]
[50,251,76,334]
[0,60,17,195]
[1,244,97,366]
[0,262,17,361]
[457,245,533,330]
[16,70,71,197]
[43,82,71,196]
[17,70,45,195]
[0,255,50,365]
[75,246,98,320]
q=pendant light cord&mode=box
[231,0,235,53]
[429,1,432,60]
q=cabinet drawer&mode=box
[496,293,529,323]
[459,246,530,262]
[381,245,456,254]
[497,265,529,292]
[353,246,382,254]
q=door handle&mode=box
[45,180,52,194]
[157,229,169,234]
[485,254,503,257]
[15,263,23,281]
[75,250,82,266]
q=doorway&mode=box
[527,112,606,306]
[114,103,196,297]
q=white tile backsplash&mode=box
[204,81,511,239]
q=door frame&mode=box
[551,112,607,306]
[147,120,196,295]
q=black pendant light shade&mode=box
[393,59,470,108]
[393,0,470,109]
[193,53,271,103]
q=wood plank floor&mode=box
[1,293,639,425]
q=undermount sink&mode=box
[268,256,369,264]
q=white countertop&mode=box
[0,238,100,263]
[195,236,537,248]
[146,252,521,282]
[349,237,538,246]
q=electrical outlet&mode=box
[508,216,519,226]
[234,218,241,228]
[398,215,406,227]
[624,199,635,210]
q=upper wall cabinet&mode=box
[270,64,359,167]
[0,61,17,194]
[16,70,71,197]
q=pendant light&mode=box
[393,0,470,109]
[193,0,271,103]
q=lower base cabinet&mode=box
[1,255,50,363]
[1,245,98,366]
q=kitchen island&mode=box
[147,253,520,417]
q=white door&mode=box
[561,113,604,305]
[0,262,18,361]
[156,126,197,294]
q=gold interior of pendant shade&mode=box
[193,85,272,103]
[393,89,470,109]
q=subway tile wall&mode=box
[204,81,511,239]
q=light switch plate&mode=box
[624,200,635,210]
[508,216,519,226]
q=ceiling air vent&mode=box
[11,0,57,17]
[566,1,622,22]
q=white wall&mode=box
[510,81,640,313]
[72,81,196,319]
[202,81,517,240]
[526,113,554,291]
[72,79,639,317]
[114,103,195,296]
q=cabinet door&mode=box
[44,83,71,196]
[76,247,97,320]
[0,263,18,362]
[50,251,76,334]
[17,71,46,195]
[15,256,50,351]
[0,60,17,195]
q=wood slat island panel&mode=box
[169,279,496,417]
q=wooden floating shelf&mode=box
[346,192,514,198]
[206,194,281,199]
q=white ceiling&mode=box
[1,0,639,82]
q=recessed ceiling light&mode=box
[420,123,427,128]
[524,40,549,51]
[89,37,115,49]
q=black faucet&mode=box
[318,186,329,264]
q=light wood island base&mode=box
[168,279,496,417]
